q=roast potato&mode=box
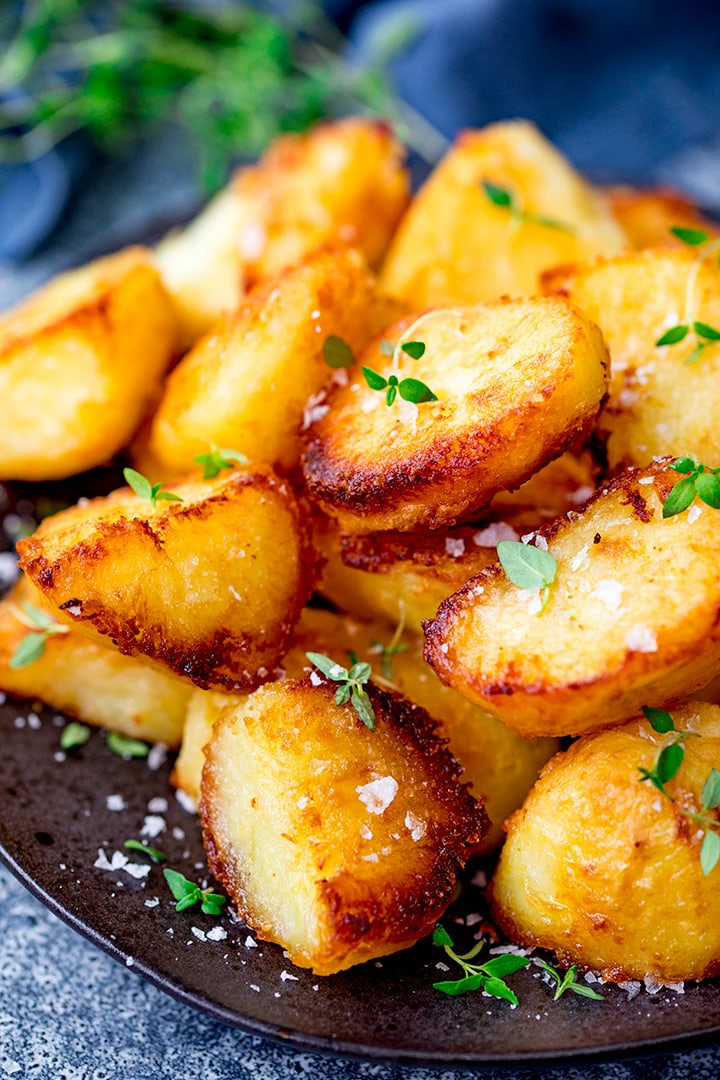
[303,297,609,533]
[201,676,486,974]
[17,465,317,692]
[491,701,720,983]
[174,607,558,852]
[0,248,176,481]
[380,120,625,308]
[155,117,409,348]
[426,460,720,738]
[143,247,382,476]
[0,576,191,745]
[544,248,720,469]
[604,185,719,251]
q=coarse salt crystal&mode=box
[533,535,549,551]
[356,775,398,815]
[106,794,126,812]
[141,815,166,839]
[570,544,590,572]
[175,789,197,815]
[280,970,299,982]
[309,671,323,687]
[638,476,654,485]
[625,624,657,652]
[191,927,206,942]
[397,397,418,430]
[148,797,168,813]
[245,935,258,949]
[590,579,624,612]
[567,485,595,505]
[144,897,160,908]
[404,811,426,842]
[360,824,373,840]
[688,505,702,524]
[519,589,543,616]
[207,926,227,942]
[445,537,465,558]
[472,522,519,546]
[362,853,379,863]
[147,744,168,771]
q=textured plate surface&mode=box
[2,693,720,1068]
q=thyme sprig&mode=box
[534,959,604,1001]
[496,540,557,614]
[163,868,227,914]
[431,924,530,1003]
[123,468,183,511]
[655,228,720,364]
[481,181,574,234]
[305,651,376,730]
[9,600,68,668]
[662,455,720,518]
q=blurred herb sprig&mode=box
[0,0,446,189]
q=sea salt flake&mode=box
[147,743,168,771]
[688,505,702,524]
[245,935,258,949]
[280,970,299,982]
[568,485,595,505]
[625,624,657,652]
[533,535,549,551]
[207,926,227,942]
[191,927,206,942]
[473,522,519,546]
[148,797,168,813]
[175,789,197,815]
[445,537,465,558]
[519,588,543,615]
[638,476,654,485]
[404,810,426,842]
[141,815,166,839]
[94,848,150,880]
[106,794,126,812]
[570,544,590,572]
[590,578,624,612]
[309,671,323,687]
[144,897,160,908]
[356,775,398,814]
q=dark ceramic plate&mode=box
[2,654,720,1067]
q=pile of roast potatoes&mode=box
[2,116,720,985]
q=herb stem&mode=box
[684,238,720,327]
[389,308,462,375]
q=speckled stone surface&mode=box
[4,121,720,1080]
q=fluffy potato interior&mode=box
[17,466,317,691]
[145,247,381,476]
[544,248,720,468]
[0,576,191,745]
[491,702,720,983]
[380,119,625,308]
[201,677,486,974]
[426,460,720,737]
[303,297,609,532]
[0,248,176,481]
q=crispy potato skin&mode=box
[425,460,720,738]
[233,117,409,284]
[604,186,719,250]
[0,248,176,481]
[491,702,720,983]
[17,466,318,692]
[544,248,720,469]
[144,248,381,477]
[0,577,191,745]
[303,298,609,532]
[175,608,557,853]
[201,676,486,975]
[380,120,625,308]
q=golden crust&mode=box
[425,460,720,738]
[543,247,720,469]
[17,466,319,692]
[604,185,719,251]
[0,576,191,745]
[302,297,609,533]
[144,247,381,477]
[490,702,720,983]
[380,120,625,309]
[0,247,176,481]
[200,676,486,975]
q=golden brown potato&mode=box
[544,248,720,469]
[491,701,720,983]
[380,120,625,309]
[303,298,609,533]
[0,248,176,481]
[17,465,318,692]
[488,449,600,524]
[174,607,558,852]
[0,576,191,745]
[143,248,382,477]
[426,460,720,738]
[201,676,486,975]
[604,185,719,251]
[155,118,409,348]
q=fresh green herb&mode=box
[361,367,437,406]
[194,447,249,480]
[123,467,184,510]
[305,651,376,730]
[496,540,557,613]
[106,732,150,759]
[656,229,720,363]
[534,959,604,1001]
[481,180,574,234]
[0,1,445,191]
[9,600,68,668]
[431,924,530,1003]
[662,455,720,518]
[60,721,91,751]
[163,868,227,914]
[370,611,408,680]
[638,709,720,874]
[323,335,355,369]
[124,839,166,863]
[400,340,426,360]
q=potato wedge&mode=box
[201,677,486,974]
[380,120,625,308]
[0,248,176,481]
[491,702,720,983]
[303,298,609,532]
[17,465,317,691]
[175,608,557,852]
[544,248,720,469]
[144,248,381,476]
[0,576,191,745]
[426,460,720,738]
[604,185,719,251]
[155,117,409,348]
